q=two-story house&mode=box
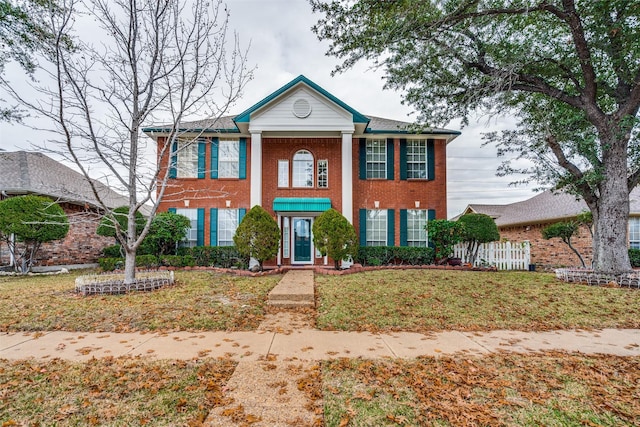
[144,75,459,266]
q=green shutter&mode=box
[427,139,435,181]
[399,209,407,246]
[239,138,247,179]
[387,209,395,246]
[238,208,246,223]
[427,209,436,248]
[359,209,367,245]
[210,208,218,246]
[168,207,176,214]
[210,137,219,179]
[359,138,367,180]
[197,208,205,246]
[399,139,407,180]
[386,138,394,180]
[169,140,177,179]
[197,140,206,179]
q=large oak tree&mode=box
[312,0,640,274]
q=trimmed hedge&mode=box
[177,246,248,269]
[99,246,248,271]
[630,249,640,268]
[354,246,435,267]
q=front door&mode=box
[293,218,312,263]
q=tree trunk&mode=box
[589,135,631,275]
[124,249,136,285]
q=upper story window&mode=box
[407,140,427,179]
[317,159,328,188]
[278,160,289,187]
[176,140,199,178]
[292,150,314,188]
[366,139,386,179]
[219,140,239,178]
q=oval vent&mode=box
[292,98,312,118]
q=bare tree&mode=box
[3,0,252,283]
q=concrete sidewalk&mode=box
[2,327,639,361]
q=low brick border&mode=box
[555,268,640,288]
[75,271,175,296]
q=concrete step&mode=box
[268,299,315,308]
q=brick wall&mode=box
[499,222,593,269]
[0,203,113,267]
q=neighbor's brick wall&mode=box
[499,222,593,269]
[0,203,113,267]
[352,137,448,246]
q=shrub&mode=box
[312,208,358,269]
[161,255,184,267]
[98,257,123,271]
[96,206,145,238]
[457,213,500,265]
[233,206,280,269]
[135,254,158,269]
[144,211,191,256]
[629,249,640,268]
[427,219,464,263]
[542,221,586,268]
[354,246,434,266]
[103,244,123,258]
[178,246,248,269]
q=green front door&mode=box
[293,218,312,263]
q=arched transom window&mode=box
[292,150,314,188]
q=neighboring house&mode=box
[458,188,640,269]
[0,151,133,267]
[144,75,460,267]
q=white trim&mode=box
[277,215,282,265]
[341,132,353,223]
[250,132,262,207]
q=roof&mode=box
[0,151,133,210]
[142,76,460,139]
[462,188,640,227]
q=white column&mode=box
[341,132,353,223]
[276,214,282,266]
[250,132,262,208]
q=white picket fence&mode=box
[453,241,531,271]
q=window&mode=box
[407,140,427,179]
[317,159,328,188]
[282,217,290,258]
[366,209,387,246]
[176,208,199,247]
[366,139,386,179]
[293,150,313,187]
[176,140,199,178]
[630,218,640,249]
[219,140,239,178]
[278,160,289,187]
[218,209,239,246]
[407,210,428,247]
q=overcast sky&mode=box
[0,0,538,217]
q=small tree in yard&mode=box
[426,219,464,264]
[458,213,500,266]
[0,195,69,273]
[233,206,280,271]
[542,221,586,268]
[312,208,357,270]
[144,212,190,257]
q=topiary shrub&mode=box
[542,221,586,268]
[312,208,358,269]
[427,219,464,264]
[233,206,280,270]
[457,213,500,266]
[144,211,191,257]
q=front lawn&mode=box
[322,352,640,426]
[0,271,280,332]
[316,270,640,331]
[0,356,236,426]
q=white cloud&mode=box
[0,0,537,218]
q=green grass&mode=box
[316,270,640,331]
[0,356,236,426]
[322,353,640,426]
[0,270,281,332]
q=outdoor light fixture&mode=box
[184,200,190,207]
[226,200,231,208]
[415,201,420,208]
[374,201,380,208]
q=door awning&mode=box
[272,197,331,212]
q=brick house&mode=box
[144,75,460,266]
[459,188,640,269]
[0,151,131,267]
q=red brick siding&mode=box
[0,203,113,267]
[500,223,593,269]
